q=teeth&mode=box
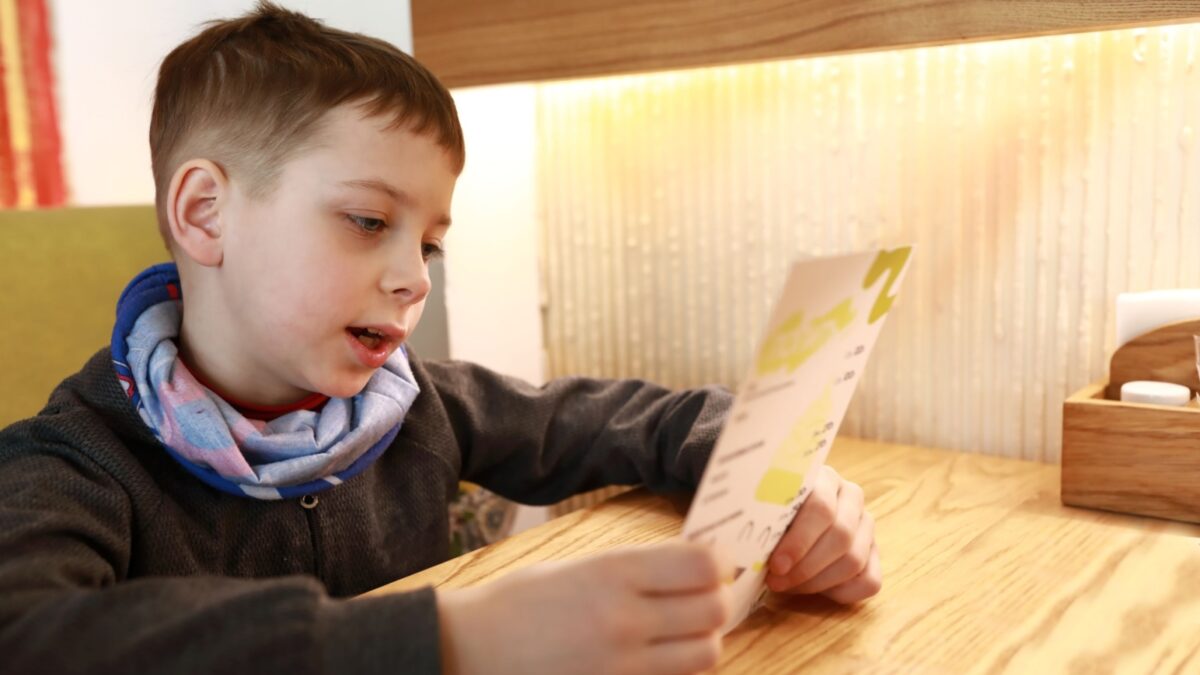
[351,327,391,351]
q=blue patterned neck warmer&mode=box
[110,263,420,500]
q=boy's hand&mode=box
[438,541,732,675]
[765,465,882,604]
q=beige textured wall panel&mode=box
[536,24,1200,462]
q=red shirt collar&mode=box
[185,362,329,422]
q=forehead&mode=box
[282,104,459,197]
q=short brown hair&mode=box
[149,1,464,239]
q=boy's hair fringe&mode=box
[149,1,464,241]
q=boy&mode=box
[0,4,880,674]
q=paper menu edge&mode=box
[681,245,915,633]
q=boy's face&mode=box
[202,104,457,402]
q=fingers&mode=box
[597,543,731,672]
[637,633,723,675]
[616,541,731,595]
[768,478,865,590]
[822,542,883,605]
[639,583,732,641]
[767,466,845,577]
[788,511,874,594]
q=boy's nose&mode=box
[382,257,431,305]
[386,271,429,303]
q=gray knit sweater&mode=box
[0,349,730,674]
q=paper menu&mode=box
[681,247,914,632]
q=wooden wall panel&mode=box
[413,0,1200,87]
[532,24,1200,462]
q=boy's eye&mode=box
[422,242,445,262]
[346,214,387,233]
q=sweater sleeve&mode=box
[0,447,442,675]
[423,361,733,505]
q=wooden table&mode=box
[367,438,1200,673]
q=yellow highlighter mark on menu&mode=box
[754,384,834,505]
[755,300,855,376]
[863,247,912,324]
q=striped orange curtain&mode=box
[0,0,65,208]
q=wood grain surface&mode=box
[411,0,1200,87]
[1062,383,1200,525]
[367,438,1200,673]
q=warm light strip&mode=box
[0,0,35,208]
[534,23,1200,462]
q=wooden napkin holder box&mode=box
[1061,319,1200,525]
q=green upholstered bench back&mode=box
[0,206,168,426]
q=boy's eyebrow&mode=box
[339,178,452,225]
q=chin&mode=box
[312,373,374,399]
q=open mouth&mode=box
[348,326,390,350]
[345,324,407,369]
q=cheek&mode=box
[235,231,357,338]
[223,208,388,343]
[263,272,356,340]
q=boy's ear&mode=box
[166,159,228,267]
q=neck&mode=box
[177,280,313,408]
